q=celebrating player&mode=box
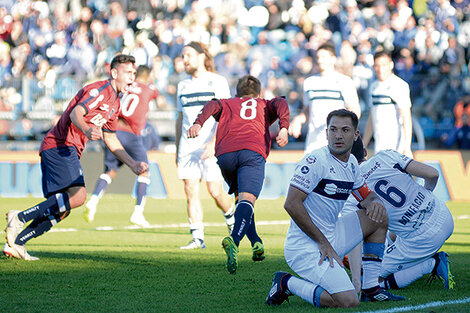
[289,42,361,154]
[84,65,158,227]
[344,138,455,291]
[187,75,290,274]
[176,41,235,250]
[266,109,404,308]
[4,54,148,260]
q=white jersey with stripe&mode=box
[303,72,359,153]
[176,72,231,156]
[343,150,439,238]
[286,146,365,247]
[369,74,411,153]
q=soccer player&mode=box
[266,109,404,308]
[176,41,235,249]
[343,138,455,291]
[84,65,158,227]
[363,49,413,157]
[289,42,361,154]
[187,75,289,274]
[3,54,148,260]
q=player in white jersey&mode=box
[176,42,234,250]
[343,139,455,291]
[266,109,404,309]
[289,42,361,154]
[363,49,413,157]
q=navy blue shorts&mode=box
[217,149,266,198]
[104,130,148,172]
[40,146,85,198]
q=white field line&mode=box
[359,297,470,313]
[0,220,291,234]
[457,214,470,219]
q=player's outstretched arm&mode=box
[284,186,343,268]
[70,105,103,140]
[103,131,148,175]
[405,160,439,191]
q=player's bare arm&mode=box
[70,105,103,141]
[405,160,439,191]
[103,131,148,175]
[359,191,387,223]
[288,106,309,138]
[284,185,343,268]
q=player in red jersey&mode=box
[85,65,158,227]
[3,55,148,260]
[188,75,290,273]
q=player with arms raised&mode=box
[188,75,290,274]
[4,54,148,260]
[85,65,158,227]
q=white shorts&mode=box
[380,201,454,277]
[177,152,223,181]
[284,212,363,294]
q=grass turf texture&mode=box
[1,196,469,312]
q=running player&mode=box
[3,54,148,260]
[176,41,234,249]
[266,109,404,308]
[363,49,413,157]
[84,65,158,227]
[289,42,361,154]
[344,138,455,291]
[187,75,289,274]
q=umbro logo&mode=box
[269,284,278,297]
[373,293,389,301]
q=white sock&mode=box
[362,260,382,289]
[287,276,316,305]
[134,204,144,214]
[224,206,235,225]
[190,222,204,241]
[393,258,436,288]
[223,205,235,217]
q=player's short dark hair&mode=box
[110,54,136,70]
[374,48,392,61]
[326,109,359,130]
[351,135,365,162]
[136,65,151,78]
[236,75,261,97]
[318,42,336,56]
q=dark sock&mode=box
[383,274,399,289]
[246,213,262,246]
[230,200,253,246]
[17,193,70,223]
[92,177,109,197]
[136,180,148,206]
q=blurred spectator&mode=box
[454,95,470,127]
[61,31,96,79]
[106,1,127,51]
[441,113,470,149]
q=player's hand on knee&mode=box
[319,241,344,268]
[365,202,387,223]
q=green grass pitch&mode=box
[1,196,469,312]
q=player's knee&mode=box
[67,187,87,208]
[336,295,359,308]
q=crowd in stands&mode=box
[0,0,470,149]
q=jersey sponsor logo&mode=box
[313,179,353,200]
[306,90,344,101]
[291,173,312,190]
[306,155,316,164]
[301,166,309,174]
[362,161,381,180]
[179,92,215,107]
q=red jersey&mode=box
[40,80,120,158]
[118,81,158,135]
[194,97,290,159]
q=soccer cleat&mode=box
[428,251,455,289]
[5,210,24,247]
[266,271,292,306]
[3,243,39,261]
[222,236,239,274]
[180,239,206,250]
[130,211,150,228]
[360,287,405,302]
[84,199,97,222]
[252,241,265,262]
